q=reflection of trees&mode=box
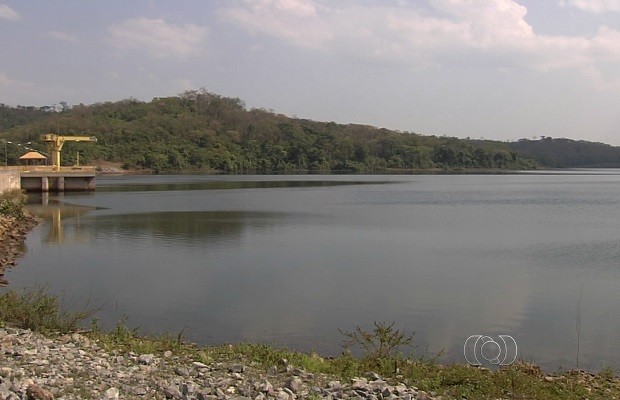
[89,211,281,245]
[98,180,374,193]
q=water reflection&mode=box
[25,194,287,249]
[7,174,620,371]
[87,211,285,247]
[26,195,97,244]
[98,179,391,193]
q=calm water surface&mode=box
[4,172,620,371]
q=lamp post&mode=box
[2,140,11,166]
[2,140,32,166]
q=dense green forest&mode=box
[1,89,608,173]
[507,137,620,168]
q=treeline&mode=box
[1,90,536,173]
[507,137,620,168]
[0,104,51,130]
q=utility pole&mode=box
[2,140,10,166]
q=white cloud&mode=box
[108,18,207,58]
[562,0,620,13]
[48,31,78,42]
[220,0,332,48]
[219,0,620,76]
[268,0,318,17]
[0,3,19,20]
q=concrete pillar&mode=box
[86,177,96,191]
[58,176,65,191]
[41,177,49,192]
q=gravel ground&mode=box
[0,326,437,400]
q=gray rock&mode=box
[229,364,246,373]
[285,376,302,394]
[181,382,195,396]
[275,389,291,400]
[381,386,393,398]
[394,384,407,394]
[352,378,370,391]
[327,380,342,390]
[164,385,182,399]
[258,380,273,393]
[26,383,53,400]
[366,372,381,381]
[192,361,209,369]
[100,387,119,400]
[137,354,155,365]
[416,390,432,400]
[196,393,217,400]
[130,386,148,396]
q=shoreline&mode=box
[93,161,542,176]
[2,193,620,398]
[0,324,441,400]
[1,311,619,400]
[0,208,40,283]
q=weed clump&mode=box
[0,288,95,334]
[0,190,27,219]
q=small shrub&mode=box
[0,189,27,218]
[339,321,414,360]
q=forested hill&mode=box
[507,137,620,168]
[0,90,542,173]
[0,104,52,130]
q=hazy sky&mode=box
[1,1,620,145]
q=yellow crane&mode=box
[39,134,97,170]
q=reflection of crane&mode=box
[27,200,97,244]
[39,134,97,170]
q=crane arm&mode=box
[39,134,98,170]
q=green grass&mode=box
[88,316,192,356]
[0,287,96,334]
[1,289,619,399]
[0,189,27,218]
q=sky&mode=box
[1,1,620,145]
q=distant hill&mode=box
[0,90,570,173]
[507,137,620,168]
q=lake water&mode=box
[4,172,620,371]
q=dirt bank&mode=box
[0,210,40,282]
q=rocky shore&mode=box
[0,210,40,282]
[0,326,437,400]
